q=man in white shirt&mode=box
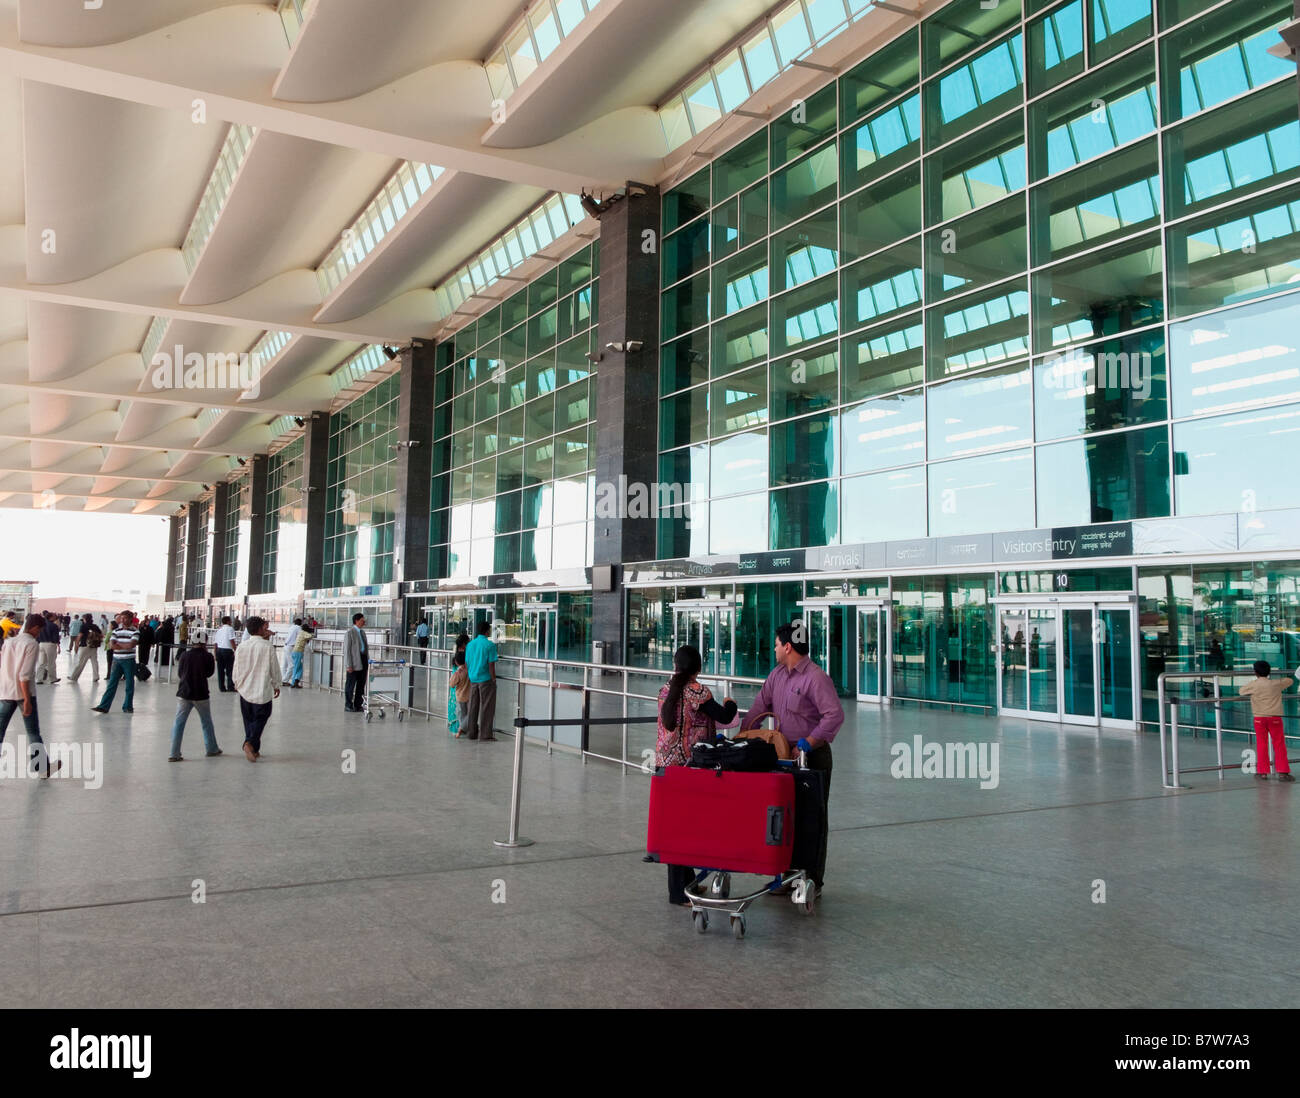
[280,617,302,680]
[232,615,280,762]
[0,614,63,777]
[213,615,238,693]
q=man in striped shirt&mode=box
[91,611,139,714]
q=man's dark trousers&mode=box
[215,648,235,692]
[805,743,832,889]
[345,663,367,710]
[240,698,272,753]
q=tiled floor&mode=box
[1,653,1295,1007]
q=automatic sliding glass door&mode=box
[671,601,734,678]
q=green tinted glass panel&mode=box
[528,271,558,314]
[711,303,769,376]
[713,129,768,204]
[1167,187,1300,318]
[711,493,766,554]
[924,195,1027,301]
[770,343,838,421]
[712,242,769,317]
[1032,232,1162,351]
[926,278,1030,378]
[1165,82,1300,219]
[527,350,556,398]
[525,392,554,440]
[660,386,709,450]
[502,287,529,329]
[770,480,839,549]
[558,246,592,291]
[1036,424,1169,525]
[498,407,525,452]
[661,270,709,340]
[929,448,1034,535]
[1091,0,1152,65]
[840,163,922,260]
[770,413,838,485]
[710,431,768,497]
[712,182,768,261]
[1159,0,1293,124]
[771,144,838,230]
[477,308,501,347]
[527,306,557,354]
[555,379,589,431]
[841,241,923,332]
[662,217,711,288]
[1169,293,1300,418]
[663,168,710,234]
[555,335,590,388]
[922,0,1023,77]
[842,310,925,397]
[1174,404,1300,515]
[925,33,1024,148]
[1031,138,1160,264]
[770,84,837,168]
[924,112,1027,224]
[553,428,589,479]
[501,324,527,367]
[840,27,920,126]
[770,207,838,295]
[842,466,927,541]
[1031,47,1156,179]
[841,93,921,194]
[927,361,1032,460]
[1033,328,1167,438]
[770,273,839,357]
[842,388,925,474]
[711,366,768,436]
[1027,0,1083,95]
[661,328,710,395]
[495,490,523,534]
[475,378,500,422]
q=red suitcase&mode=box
[647,766,794,875]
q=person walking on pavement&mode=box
[213,616,238,692]
[0,614,63,778]
[736,622,844,898]
[344,613,369,712]
[168,637,221,761]
[232,616,279,762]
[67,613,102,685]
[463,620,499,741]
[92,610,140,714]
[35,612,61,684]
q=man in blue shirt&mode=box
[463,620,498,741]
[414,618,430,665]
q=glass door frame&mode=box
[670,599,734,678]
[993,596,1138,730]
[798,597,892,704]
[521,603,558,660]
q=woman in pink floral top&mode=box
[656,645,738,904]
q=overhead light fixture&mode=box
[625,340,644,353]
[605,341,644,354]
[584,352,603,364]
[202,484,210,491]
[382,345,400,361]
[237,457,247,466]
[580,189,626,221]
[293,416,305,428]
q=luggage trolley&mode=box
[646,749,825,940]
[364,658,406,722]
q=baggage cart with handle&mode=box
[646,748,820,939]
[363,659,406,722]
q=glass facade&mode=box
[186,500,210,601]
[262,438,306,595]
[216,482,243,598]
[323,373,399,587]
[657,0,1300,557]
[429,243,600,580]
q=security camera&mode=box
[605,342,624,353]
[584,352,603,364]
[626,340,644,353]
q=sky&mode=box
[0,509,171,598]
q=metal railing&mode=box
[1156,670,1298,789]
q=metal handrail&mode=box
[1156,669,1298,789]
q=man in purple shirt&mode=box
[739,622,843,894]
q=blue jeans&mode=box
[290,651,303,685]
[0,696,44,746]
[98,658,136,711]
[169,699,218,757]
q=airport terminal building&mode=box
[156,0,1300,741]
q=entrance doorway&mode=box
[995,599,1136,727]
[522,604,558,660]
[422,606,447,650]
[671,600,734,677]
[798,599,890,702]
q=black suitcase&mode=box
[135,663,151,682]
[790,766,827,875]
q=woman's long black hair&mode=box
[662,645,702,731]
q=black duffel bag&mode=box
[135,663,152,682]
[690,736,779,772]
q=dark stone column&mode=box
[165,514,183,601]
[246,454,269,596]
[302,412,329,591]
[184,505,204,600]
[591,182,660,666]
[391,342,437,645]
[208,482,230,597]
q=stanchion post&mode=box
[1170,701,1183,789]
[494,702,534,849]
[1214,677,1224,781]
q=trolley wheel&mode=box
[730,915,746,940]
[797,887,816,916]
[692,910,709,934]
[365,711,372,722]
[398,711,405,722]
[379,710,386,719]
[709,873,731,899]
